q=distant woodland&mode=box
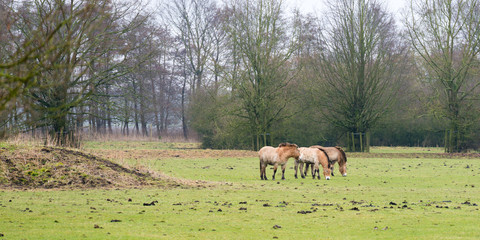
[1,0,480,152]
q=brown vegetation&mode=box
[0,146,174,189]
[90,148,257,160]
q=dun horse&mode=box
[295,147,331,180]
[310,145,347,177]
[259,143,300,180]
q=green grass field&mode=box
[1,142,479,239]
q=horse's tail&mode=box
[335,146,347,163]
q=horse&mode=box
[295,147,331,180]
[310,145,347,177]
[259,143,300,180]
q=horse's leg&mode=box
[300,162,305,178]
[260,161,264,180]
[272,163,278,180]
[330,160,338,177]
[260,162,267,180]
[281,164,287,180]
[294,160,299,179]
[310,163,315,178]
[303,163,309,177]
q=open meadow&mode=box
[1,141,480,239]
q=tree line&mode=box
[1,0,479,152]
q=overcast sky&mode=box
[285,0,408,21]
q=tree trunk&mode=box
[138,75,148,136]
[122,96,129,136]
[132,79,140,135]
[105,85,112,135]
[151,75,161,137]
[347,132,370,152]
[181,76,188,140]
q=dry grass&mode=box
[90,148,256,161]
[82,130,199,143]
[0,145,176,189]
[2,131,199,149]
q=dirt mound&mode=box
[0,146,174,189]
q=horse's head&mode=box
[278,142,300,158]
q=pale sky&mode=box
[286,0,408,21]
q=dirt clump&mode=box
[0,146,172,189]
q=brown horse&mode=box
[295,147,331,180]
[310,145,347,177]
[259,143,300,180]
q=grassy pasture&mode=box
[369,146,445,154]
[1,142,480,239]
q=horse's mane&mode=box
[316,147,331,168]
[310,146,332,167]
[278,142,298,148]
[334,146,347,162]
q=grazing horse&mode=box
[310,145,347,177]
[295,147,331,180]
[259,143,300,180]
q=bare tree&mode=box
[17,0,147,146]
[315,0,406,151]
[164,0,216,93]
[224,0,301,150]
[406,0,480,152]
[161,0,218,140]
[0,0,66,112]
[208,6,229,94]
